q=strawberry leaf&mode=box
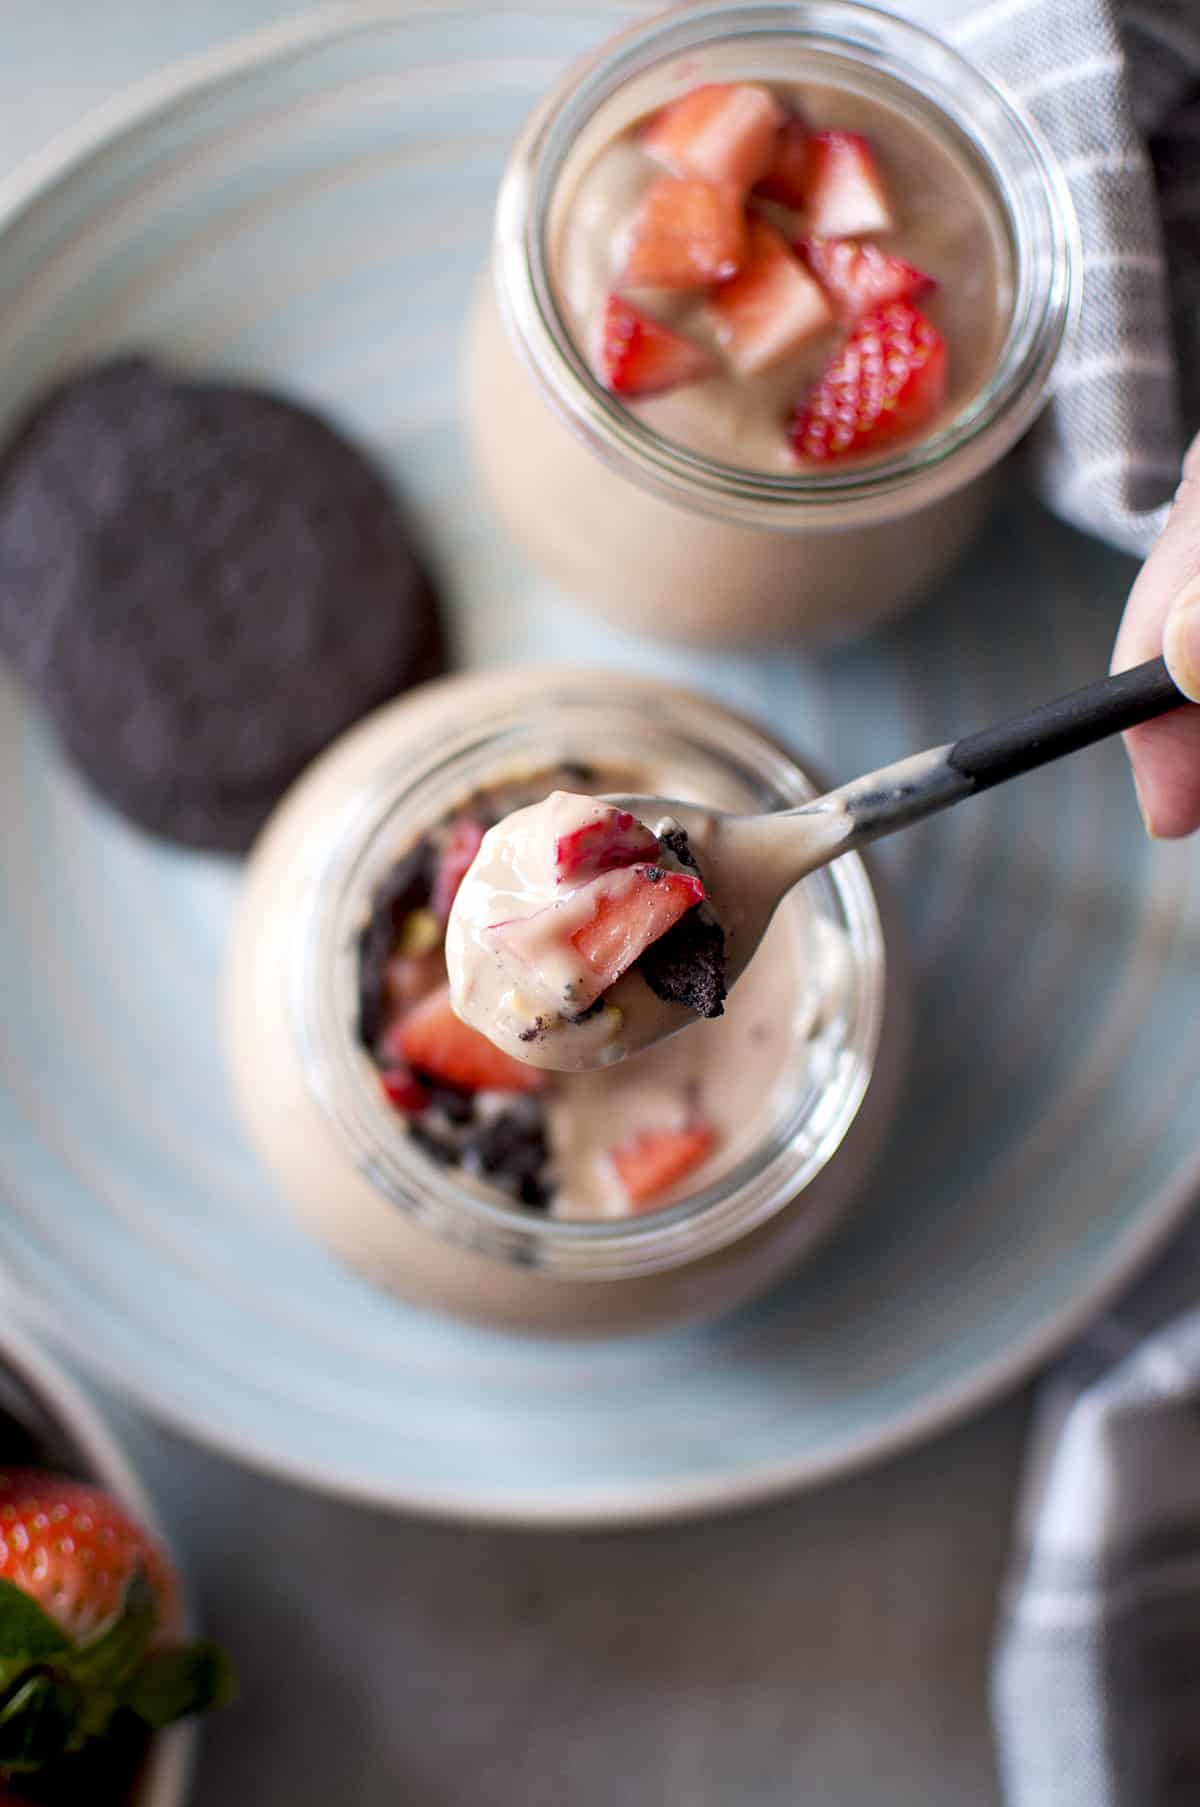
[124,1642,235,1729]
[67,1566,158,1699]
[0,1581,69,1668]
[0,1669,83,1771]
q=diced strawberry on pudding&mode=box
[611,1120,717,1206]
[569,864,705,1007]
[599,297,714,398]
[397,983,550,1092]
[432,815,486,921]
[707,219,834,374]
[753,116,812,207]
[622,177,746,289]
[800,236,935,318]
[643,82,783,192]
[806,131,894,237]
[486,860,705,1015]
[554,798,661,879]
[379,1060,433,1115]
[788,301,947,463]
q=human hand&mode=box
[1113,431,1200,838]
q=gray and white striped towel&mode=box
[991,1214,1200,1806]
[910,3,1200,1800]
[940,0,1200,556]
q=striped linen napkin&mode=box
[991,1216,1200,1805]
[942,0,1199,556]
[929,2,1200,1799]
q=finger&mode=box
[1112,435,1200,838]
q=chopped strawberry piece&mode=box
[754,116,812,207]
[570,864,704,999]
[433,816,486,921]
[380,1062,432,1114]
[707,218,833,373]
[383,950,443,1018]
[611,1120,717,1206]
[801,236,934,317]
[599,296,714,398]
[806,131,893,238]
[622,177,746,290]
[555,802,660,881]
[397,984,549,1093]
[643,82,783,191]
[788,301,947,463]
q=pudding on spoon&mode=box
[445,791,736,1072]
[446,786,851,1072]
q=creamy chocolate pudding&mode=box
[465,2,1076,644]
[555,80,1012,472]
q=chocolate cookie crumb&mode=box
[461,1107,553,1208]
[357,840,435,1048]
[423,1083,475,1126]
[637,910,727,1019]
[568,997,605,1024]
[659,826,700,872]
[407,1122,459,1167]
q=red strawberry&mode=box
[801,235,934,317]
[0,1471,177,1644]
[383,949,444,1019]
[0,1469,231,1782]
[788,302,946,463]
[379,1061,432,1115]
[611,1120,716,1206]
[570,865,704,1000]
[707,218,833,373]
[599,296,713,398]
[554,802,660,880]
[432,816,485,921]
[754,116,811,207]
[622,178,746,290]
[643,82,783,191]
[806,131,893,237]
[397,984,548,1093]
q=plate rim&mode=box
[1,0,1197,1527]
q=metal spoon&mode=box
[595,654,1186,1060]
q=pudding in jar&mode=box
[360,771,843,1223]
[558,80,1008,472]
[465,0,1077,644]
[225,670,909,1333]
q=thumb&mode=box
[1163,573,1200,702]
[1112,432,1200,838]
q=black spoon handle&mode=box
[947,655,1183,794]
[792,656,1188,849]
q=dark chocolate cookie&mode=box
[0,358,444,851]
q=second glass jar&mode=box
[464,0,1078,645]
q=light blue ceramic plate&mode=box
[0,5,1197,1526]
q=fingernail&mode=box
[1163,578,1200,702]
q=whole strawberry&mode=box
[0,1470,231,1791]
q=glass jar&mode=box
[225,669,909,1335]
[464,0,1078,645]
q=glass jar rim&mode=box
[493,0,1081,528]
[287,676,889,1280]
